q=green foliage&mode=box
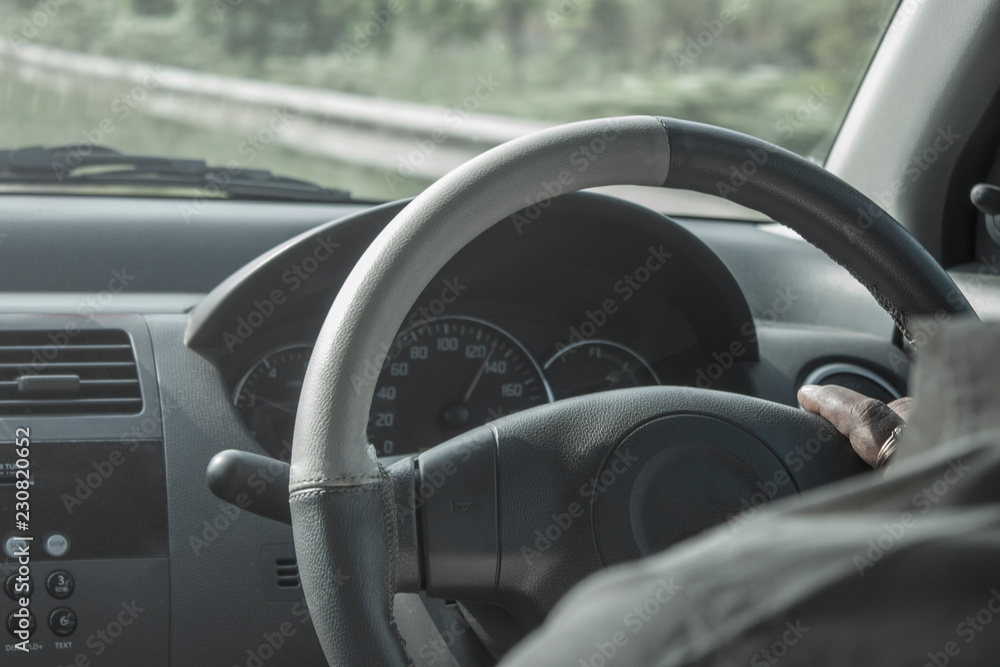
[132,0,178,17]
[0,0,900,198]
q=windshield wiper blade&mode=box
[0,145,356,202]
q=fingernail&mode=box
[798,384,821,395]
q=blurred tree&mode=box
[0,0,902,161]
[133,0,178,16]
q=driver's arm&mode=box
[797,384,912,467]
[501,322,1000,667]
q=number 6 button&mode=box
[49,608,77,636]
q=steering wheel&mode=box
[289,117,976,665]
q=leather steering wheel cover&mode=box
[289,115,975,666]
[659,118,976,337]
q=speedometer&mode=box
[367,316,551,455]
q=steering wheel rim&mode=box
[289,116,976,665]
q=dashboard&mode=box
[0,190,951,665]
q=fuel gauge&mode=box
[543,340,660,400]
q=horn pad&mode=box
[593,414,797,564]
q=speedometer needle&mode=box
[462,338,498,403]
[247,392,295,415]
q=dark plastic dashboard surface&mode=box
[0,194,896,336]
[0,189,975,665]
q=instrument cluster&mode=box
[232,315,665,458]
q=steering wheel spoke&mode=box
[401,387,867,628]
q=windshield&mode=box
[0,0,900,207]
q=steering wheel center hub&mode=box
[593,414,797,564]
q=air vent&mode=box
[0,329,142,415]
[275,557,300,589]
[801,363,901,405]
[260,544,301,601]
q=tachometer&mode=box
[367,316,551,455]
[233,344,312,459]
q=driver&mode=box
[502,320,1000,666]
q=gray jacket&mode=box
[503,320,1000,666]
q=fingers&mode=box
[797,385,907,467]
[887,396,914,421]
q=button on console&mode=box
[44,533,70,557]
[49,608,77,636]
[3,535,29,559]
[6,609,36,638]
[4,574,32,600]
[46,570,75,599]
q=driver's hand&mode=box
[797,385,913,467]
